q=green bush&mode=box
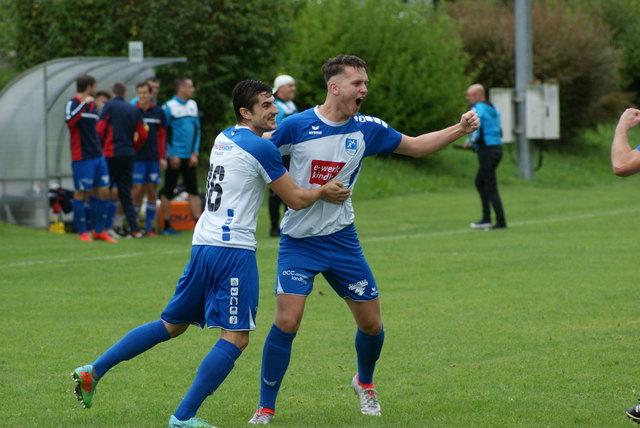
[578,0,640,106]
[448,0,623,143]
[274,0,471,137]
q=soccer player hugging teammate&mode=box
[249,55,479,424]
[71,80,349,428]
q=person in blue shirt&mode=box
[247,55,479,425]
[464,83,507,229]
[160,78,202,235]
[273,75,298,125]
[268,75,299,237]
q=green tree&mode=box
[275,0,471,137]
[5,0,299,152]
[577,0,640,105]
[449,0,623,143]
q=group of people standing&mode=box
[64,75,202,242]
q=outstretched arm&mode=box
[269,173,351,211]
[394,110,480,158]
[611,108,640,177]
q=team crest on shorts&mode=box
[345,138,358,156]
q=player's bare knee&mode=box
[163,320,189,338]
[274,315,301,334]
[358,320,383,336]
[221,330,249,350]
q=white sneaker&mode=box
[248,407,274,424]
[470,221,491,229]
[351,375,381,416]
[106,229,120,239]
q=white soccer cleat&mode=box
[248,407,274,424]
[351,375,381,416]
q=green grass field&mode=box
[2,144,640,427]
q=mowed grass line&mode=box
[1,179,640,427]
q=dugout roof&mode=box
[0,56,186,228]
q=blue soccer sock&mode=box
[105,200,118,230]
[94,198,109,233]
[355,327,385,385]
[84,200,93,231]
[173,338,242,421]
[145,203,157,231]
[92,320,170,378]
[259,324,296,412]
[72,198,86,234]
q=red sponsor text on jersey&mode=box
[309,160,345,185]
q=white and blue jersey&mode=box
[271,106,402,300]
[274,98,298,125]
[162,126,287,331]
[272,106,402,238]
[163,96,201,158]
[192,125,287,250]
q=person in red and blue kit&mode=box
[132,81,167,237]
[98,82,148,238]
[64,74,116,243]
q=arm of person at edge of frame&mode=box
[269,173,351,211]
[393,110,480,158]
[611,108,640,177]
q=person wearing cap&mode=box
[273,75,298,125]
[268,75,299,237]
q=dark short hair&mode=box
[112,82,126,97]
[174,77,191,93]
[146,77,159,84]
[322,55,367,83]
[76,75,96,92]
[95,90,111,100]
[136,81,151,91]
[232,80,273,122]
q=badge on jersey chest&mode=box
[309,160,345,185]
[345,138,358,156]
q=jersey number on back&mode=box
[206,164,225,212]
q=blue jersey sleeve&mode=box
[253,140,287,182]
[193,114,201,154]
[360,116,403,157]
[270,117,295,155]
[230,128,287,182]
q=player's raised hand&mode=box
[617,108,640,132]
[321,180,351,204]
[460,110,480,134]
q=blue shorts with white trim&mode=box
[161,245,259,331]
[275,224,379,301]
[72,157,110,191]
[133,160,161,185]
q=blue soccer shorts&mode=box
[133,160,161,185]
[276,224,379,301]
[72,157,110,191]
[161,245,259,331]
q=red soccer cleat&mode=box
[92,231,118,243]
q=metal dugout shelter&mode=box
[0,56,186,228]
